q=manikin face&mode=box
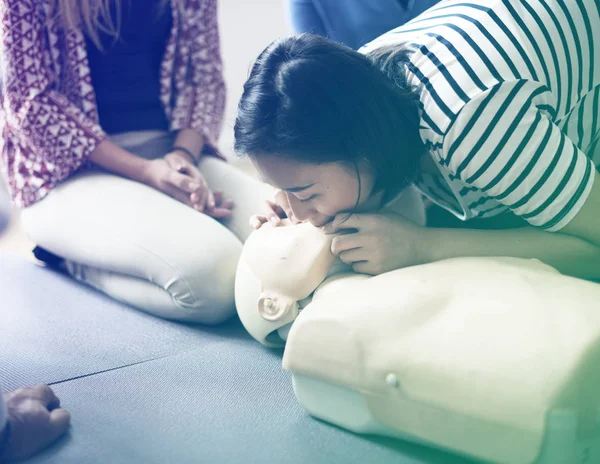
[235,219,340,346]
[253,156,380,227]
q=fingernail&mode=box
[270,217,279,225]
[190,183,200,190]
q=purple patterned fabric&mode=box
[0,0,226,208]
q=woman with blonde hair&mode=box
[0,0,271,323]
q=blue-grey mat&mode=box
[0,254,244,390]
[26,346,475,464]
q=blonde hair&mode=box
[53,0,122,49]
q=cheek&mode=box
[317,187,358,215]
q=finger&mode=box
[266,200,286,217]
[175,162,192,174]
[338,247,366,265]
[267,197,293,221]
[212,192,234,210]
[164,185,194,207]
[265,209,281,226]
[322,213,362,234]
[280,204,296,223]
[193,187,208,212]
[183,163,205,182]
[166,170,200,194]
[249,215,267,230]
[192,188,208,210]
[206,190,215,210]
[265,201,283,225]
[352,261,376,275]
[33,385,59,409]
[212,191,223,205]
[273,191,296,221]
[199,186,210,210]
[47,408,71,443]
[206,207,233,219]
[166,155,193,175]
[330,234,361,256]
[163,155,179,171]
[181,162,197,175]
[220,199,234,210]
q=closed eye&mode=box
[299,195,317,204]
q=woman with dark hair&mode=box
[235,0,600,280]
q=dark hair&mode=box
[234,34,425,205]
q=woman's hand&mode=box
[142,157,199,205]
[143,153,233,219]
[166,153,233,219]
[249,189,301,229]
[322,212,432,275]
[164,152,214,212]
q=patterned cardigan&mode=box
[0,0,226,208]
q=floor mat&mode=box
[26,345,475,464]
[0,253,246,390]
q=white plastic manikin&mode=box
[234,189,600,464]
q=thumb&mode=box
[46,409,71,443]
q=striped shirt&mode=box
[360,0,600,231]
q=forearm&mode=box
[425,226,600,280]
[172,129,205,162]
[88,140,149,183]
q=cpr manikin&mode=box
[235,186,425,346]
[234,196,600,464]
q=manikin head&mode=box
[234,34,425,228]
[235,220,348,347]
